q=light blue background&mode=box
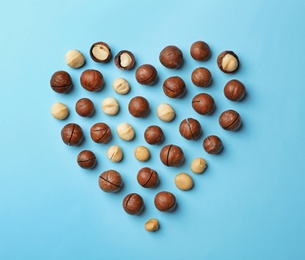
[1,0,305,259]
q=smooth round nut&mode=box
[219,109,241,131]
[144,125,164,145]
[112,78,130,94]
[190,158,207,174]
[135,64,158,85]
[134,146,150,162]
[77,150,96,169]
[174,173,193,191]
[203,135,223,154]
[162,76,186,98]
[154,191,176,212]
[116,123,135,141]
[191,67,212,87]
[128,96,149,118]
[90,42,111,63]
[190,41,211,61]
[217,51,239,73]
[80,69,104,92]
[50,71,72,93]
[65,49,85,68]
[123,193,144,215]
[145,218,159,232]
[51,102,69,120]
[115,50,135,70]
[157,103,175,122]
[137,167,159,188]
[61,123,84,146]
[179,118,201,140]
[75,98,95,117]
[224,79,246,101]
[102,97,119,116]
[192,93,215,115]
[107,145,123,162]
[160,145,184,167]
[90,123,111,143]
[159,45,183,69]
[99,170,122,193]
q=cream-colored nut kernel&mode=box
[112,78,130,94]
[134,146,150,162]
[145,218,159,232]
[51,102,69,120]
[120,53,132,67]
[190,157,207,174]
[102,97,119,116]
[157,103,175,122]
[222,54,238,72]
[116,123,135,141]
[107,145,123,162]
[65,49,85,69]
[174,172,193,191]
[92,45,110,61]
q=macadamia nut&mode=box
[157,103,175,122]
[51,102,69,120]
[116,123,135,141]
[102,97,119,115]
[174,172,193,190]
[145,218,159,232]
[222,54,238,72]
[65,49,85,69]
[190,158,207,174]
[107,145,123,162]
[134,146,150,161]
[112,78,130,94]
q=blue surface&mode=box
[1,0,305,259]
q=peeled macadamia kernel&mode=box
[134,146,150,162]
[107,145,123,162]
[145,218,159,232]
[117,123,135,141]
[65,49,85,69]
[112,78,130,94]
[157,103,175,122]
[174,173,193,191]
[51,102,69,120]
[102,97,119,116]
[190,158,207,174]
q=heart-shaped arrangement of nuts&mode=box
[50,41,246,232]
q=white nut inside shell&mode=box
[221,54,238,72]
[120,53,132,67]
[92,45,110,61]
